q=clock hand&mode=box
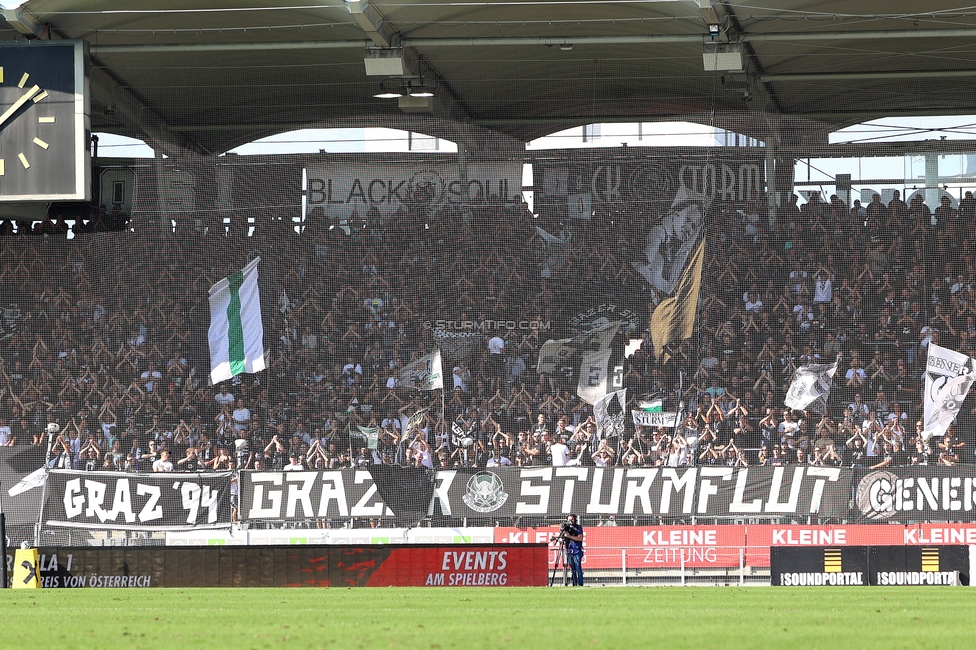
[0,85,40,129]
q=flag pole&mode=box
[347,422,354,467]
[440,386,447,458]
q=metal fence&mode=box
[548,544,771,586]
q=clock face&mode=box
[0,40,89,201]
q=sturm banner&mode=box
[632,410,679,428]
[305,160,523,221]
[44,470,234,530]
[922,343,976,440]
[240,466,851,523]
[536,320,619,374]
[536,151,765,218]
[429,466,850,519]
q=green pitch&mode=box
[0,587,973,649]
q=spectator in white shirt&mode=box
[550,436,570,467]
[152,450,174,472]
[0,418,13,446]
[232,400,252,431]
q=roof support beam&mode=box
[92,41,366,54]
[346,1,397,48]
[88,28,976,56]
[763,70,976,83]
[470,106,976,126]
[2,8,44,38]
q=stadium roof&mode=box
[4,1,976,154]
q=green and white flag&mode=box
[208,257,266,384]
[350,424,381,450]
[638,398,663,412]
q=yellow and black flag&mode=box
[650,237,705,363]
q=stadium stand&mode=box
[0,182,966,477]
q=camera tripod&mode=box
[548,532,570,587]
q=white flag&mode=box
[923,343,976,440]
[398,350,444,391]
[784,359,838,413]
[594,389,627,438]
[577,348,612,404]
[208,258,265,384]
[536,226,573,278]
[8,466,47,497]
[535,226,571,245]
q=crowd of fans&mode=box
[1,183,975,479]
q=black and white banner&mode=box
[535,225,573,278]
[431,466,850,518]
[853,467,976,523]
[398,350,444,390]
[45,470,234,530]
[536,152,764,294]
[432,330,484,361]
[306,161,523,220]
[536,152,764,218]
[239,466,850,521]
[631,186,706,294]
[922,343,976,440]
[241,470,396,520]
[31,465,976,527]
[577,348,612,404]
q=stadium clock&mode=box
[0,40,90,201]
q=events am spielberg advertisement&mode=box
[7,545,548,588]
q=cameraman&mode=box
[562,514,585,586]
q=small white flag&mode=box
[208,258,266,384]
[784,359,838,413]
[594,389,627,438]
[398,350,444,391]
[577,348,612,405]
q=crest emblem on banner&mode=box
[404,169,446,213]
[854,471,899,521]
[461,472,509,513]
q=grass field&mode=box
[0,587,973,649]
